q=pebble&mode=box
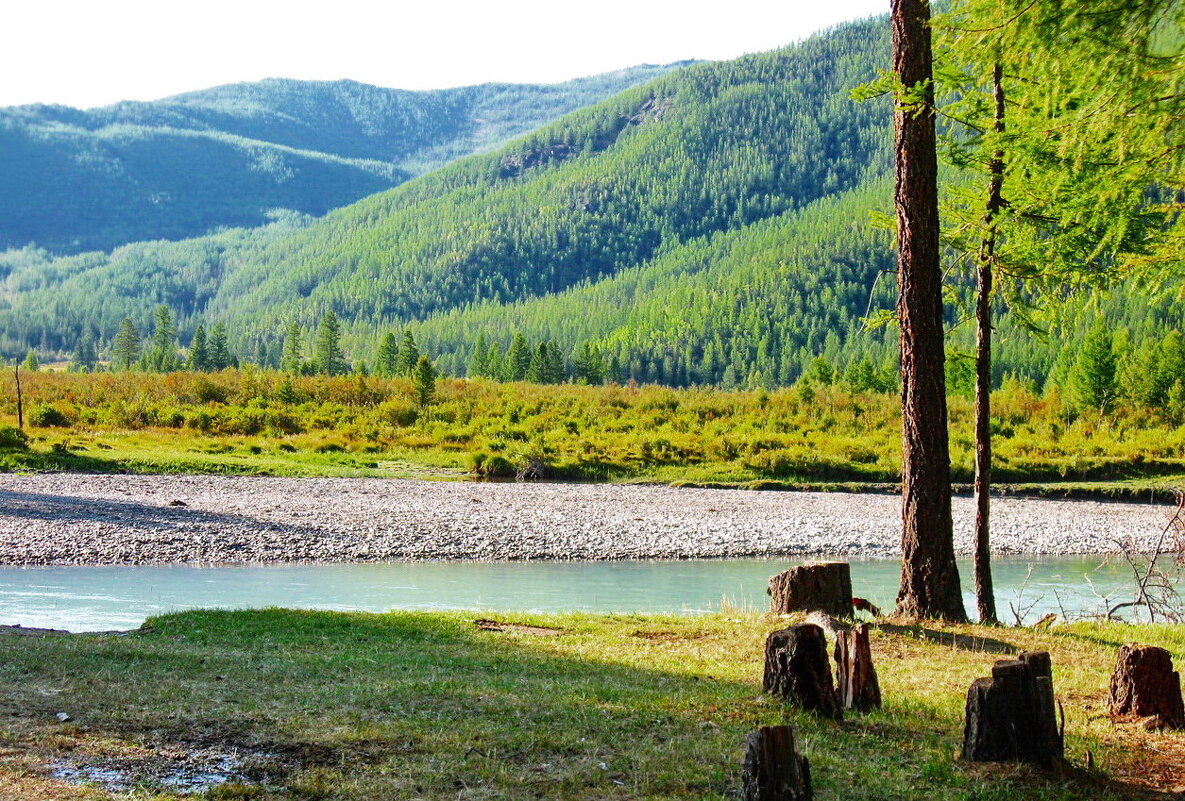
[0,474,1171,565]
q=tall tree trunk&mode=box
[891,0,966,622]
[974,62,1005,625]
[13,362,23,431]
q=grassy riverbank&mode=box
[0,609,1182,800]
[3,370,1185,498]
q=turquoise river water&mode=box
[0,555,1162,631]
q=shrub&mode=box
[29,403,70,427]
[466,451,488,475]
[484,454,516,477]
[0,426,29,451]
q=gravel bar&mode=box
[0,474,1172,565]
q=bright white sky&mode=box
[3,0,887,109]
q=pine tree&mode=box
[21,350,38,372]
[395,330,420,375]
[891,0,965,622]
[111,318,142,371]
[313,312,347,376]
[374,331,400,377]
[208,323,233,371]
[187,324,210,372]
[281,321,304,375]
[412,355,437,408]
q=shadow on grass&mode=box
[0,609,1159,800]
[876,622,1021,655]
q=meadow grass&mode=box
[0,609,1182,799]
[3,370,1185,496]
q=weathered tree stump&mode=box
[741,725,813,801]
[1107,644,1185,729]
[962,651,1063,767]
[768,562,853,617]
[834,623,881,712]
[763,624,841,720]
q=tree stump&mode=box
[962,650,1063,767]
[768,562,853,617]
[741,725,813,801]
[1107,644,1185,729]
[834,623,881,712]
[763,624,841,720]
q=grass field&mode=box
[0,610,1182,800]
[3,370,1185,498]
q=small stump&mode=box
[763,623,841,720]
[741,725,813,801]
[768,562,852,617]
[834,623,881,712]
[1107,644,1185,729]
[962,651,1063,768]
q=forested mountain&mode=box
[0,65,681,253]
[4,13,1179,394]
[0,18,892,361]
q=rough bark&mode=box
[891,0,967,622]
[1107,644,1185,729]
[768,563,853,617]
[741,725,813,801]
[962,651,1064,767]
[763,624,842,720]
[834,623,882,712]
[973,61,1005,625]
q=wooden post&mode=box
[962,651,1063,767]
[741,725,813,801]
[768,562,853,617]
[1107,644,1185,729]
[834,623,881,712]
[763,624,841,720]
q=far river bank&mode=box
[0,473,1172,565]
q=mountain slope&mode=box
[0,16,892,365]
[0,65,681,254]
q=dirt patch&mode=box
[473,619,566,636]
[631,630,710,643]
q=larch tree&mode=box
[939,0,1185,620]
[891,0,967,621]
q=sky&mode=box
[3,0,887,109]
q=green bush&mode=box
[0,426,29,451]
[484,454,516,477]
[28,403,70,427]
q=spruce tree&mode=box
[187,325,210,372]
[412,355,437,408]
[71,333,97,373]
[395,330,420,375]
[313,312,347,376]
[111,318,142,371]
[208,323,233,371]
[281,321,304,375]
[468,334,489,378]
[485,342,505,381]
[374,331,400,377]
[506,333,530,381]
[147,305,180,372]
[1070,323,1117,412]
[21,350,38,372]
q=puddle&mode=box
[51,748,261,794]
